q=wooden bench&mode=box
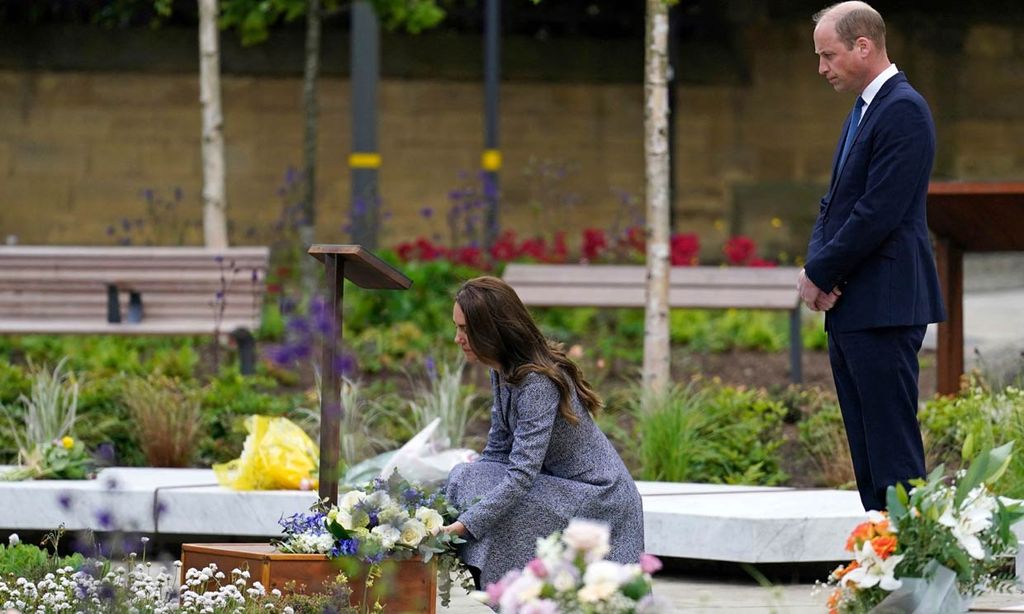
[0,246,269,373]
[503,263,803,383]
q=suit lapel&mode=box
[826,72,908,200]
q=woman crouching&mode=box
[442,276,645,589]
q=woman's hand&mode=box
[442,521,468,537]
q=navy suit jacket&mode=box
[805,72,946,333]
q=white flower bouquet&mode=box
[825,443,1024,613]
[274,472,472,605]
[474,518,663,613]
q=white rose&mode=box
[583,560,628,590]
[338,491,366,512]
[415,507,445,535]
[577,582,618,603]
[8,534,19,547]
[371,524,401,549]
[562,519,611,561]
[399,519,427,547]
[549,564,580,592]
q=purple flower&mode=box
[420,207,434,219]
[266,344,297,366]
[425,356,437,382]
[329,538,358,558]
[96,510,114,530]
[58,493,73,510]
[334,353,357,377]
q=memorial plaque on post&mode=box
[306,244,412,503]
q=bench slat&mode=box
[0,246,269,336]
[0,319,260,335]
[512,286,798,310]
[0,246,269,259]
[0,292,262,306]
[503,264,800,289]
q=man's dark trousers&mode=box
[828,324,927,511]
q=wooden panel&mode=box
[181,543,437,613]
[0,246,269,260]
[514,285,796,310]
[0,246,268,335]
[0,303,258,318]
[504,264,800,289]
[0,269,265,284]
[0,319,258,335]
[505,264,800,310]
[928,182,1024,252]
[308,245,413,290]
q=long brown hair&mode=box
[455,276,602,424]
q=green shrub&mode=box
[796,394,855,488]
[0,541,86,581]
[294,375,397,467]
[75,375,146,467]
[351,321,434,374]
[198,369,303,464]
[669,309,785,352]
[122,376,202,468]
[343,256,480,340]
[919,381,1024,496]
[0,363,31,461]
[633,380,789,485]
[4,335,203,379]
[2,359,78,446]
[403,355,483,450]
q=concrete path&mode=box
[439,573,1024,613]
[439,573,1024,612]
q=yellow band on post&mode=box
[481,149,502,172]
[349,153,382,169]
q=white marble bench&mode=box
[0,467,315,535]
[1,469,1018,570]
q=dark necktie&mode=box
[837,96,866,172]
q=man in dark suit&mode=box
[799,1,947,511]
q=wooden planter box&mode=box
[181,543,437,613]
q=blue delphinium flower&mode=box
[329,538,358,558]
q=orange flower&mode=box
[872,535,898,559]
[827,588,842,613]
[875,518,891,535]
[832,560,860,585]
[846,521,874,551]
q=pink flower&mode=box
[525,558,548,578]
[639,553,663,574]
[485,570,520,605]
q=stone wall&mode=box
[2,20,1023,262]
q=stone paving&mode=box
[440,572,1024,613]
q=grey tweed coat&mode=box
[444,370,644,588]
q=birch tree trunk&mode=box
[298,0,322,299]
[199,0,228,248]
[642,0,671,403]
